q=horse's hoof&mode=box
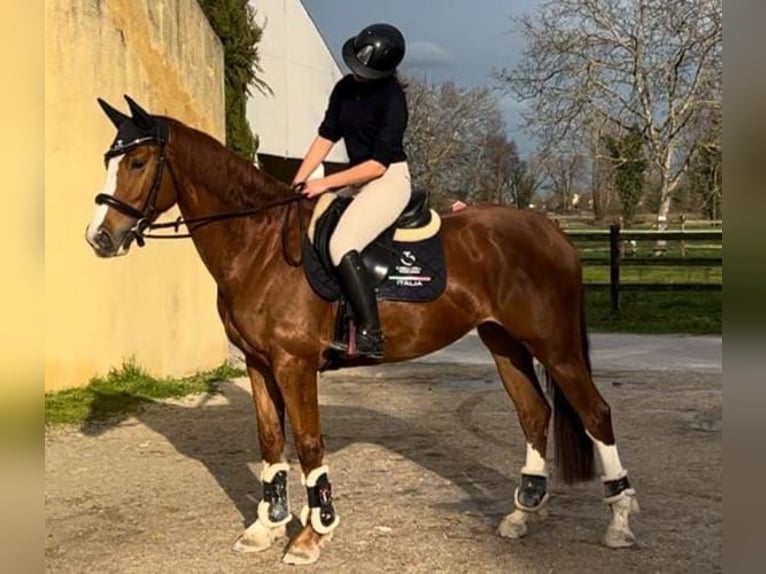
[282,543,320,565]
[497,512,528,539]
[603,525,637,548]
[531,507,549,521]
[282,524,332,565]
[603,491,639,548]
[232,522,286,553]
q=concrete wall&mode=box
[45,0,229,391]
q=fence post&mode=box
[609,224,621,313]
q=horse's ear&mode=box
[124,95,154,129]
[97,98,129,128]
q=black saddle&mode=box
[302,188,446,301]
[395,187,433,228]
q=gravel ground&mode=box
[45,352,721,573]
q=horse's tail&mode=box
[545,288,596,484]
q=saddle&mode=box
[302,188,447,366]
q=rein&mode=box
[145,192,308,268]
[145,193,305,237]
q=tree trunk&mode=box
[656,192,672,230]
[656,145,676,226]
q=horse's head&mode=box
[85,95,177,257]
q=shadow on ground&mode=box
[79,377,513,526]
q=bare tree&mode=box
[541,153,587,212]
[509,154,544,209]
[497,0,722,226]
[686,108,722,220]
[403,76,516,208]
[584,112,618,221]
[467,131,523,205]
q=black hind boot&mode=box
[330,251,384,359]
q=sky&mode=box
[299,0,540,154]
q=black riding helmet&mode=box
[342,23,406,80]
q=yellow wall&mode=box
[45,0,229,391]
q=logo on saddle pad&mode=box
[400,250,416,266]
[391,250,431,287]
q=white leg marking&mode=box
[521,442,547,476]
[85,157,122,242]
[586,433,639,547]
[587,431,625,480]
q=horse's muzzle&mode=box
[86,226,129,258]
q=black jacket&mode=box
[318,74,408,167]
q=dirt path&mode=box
[45,362,721,573]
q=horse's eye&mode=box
[130,158,147,170]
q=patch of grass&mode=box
[576,249,722,333]
[583,265,722,284]
[585,290,722,334]
[576,243,722,260]
[45,361,246,426]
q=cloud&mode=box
[402,41,455,68]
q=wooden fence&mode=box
[565,225,723,312]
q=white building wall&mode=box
[248,0,348,164]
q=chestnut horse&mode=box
[85,96,639,565]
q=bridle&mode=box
[93,132,307,265]
[95,135,169,248]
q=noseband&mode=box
[95,136,168,247]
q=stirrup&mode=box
[327,340,348,352]
[356,329,384,359]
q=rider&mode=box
[293,23,411,359]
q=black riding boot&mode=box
[330,250,384,359]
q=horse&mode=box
[85,95,639,565]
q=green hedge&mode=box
[199,0,270,161]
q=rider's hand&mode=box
[301,178,331,198]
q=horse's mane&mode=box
[167,118,291,208]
